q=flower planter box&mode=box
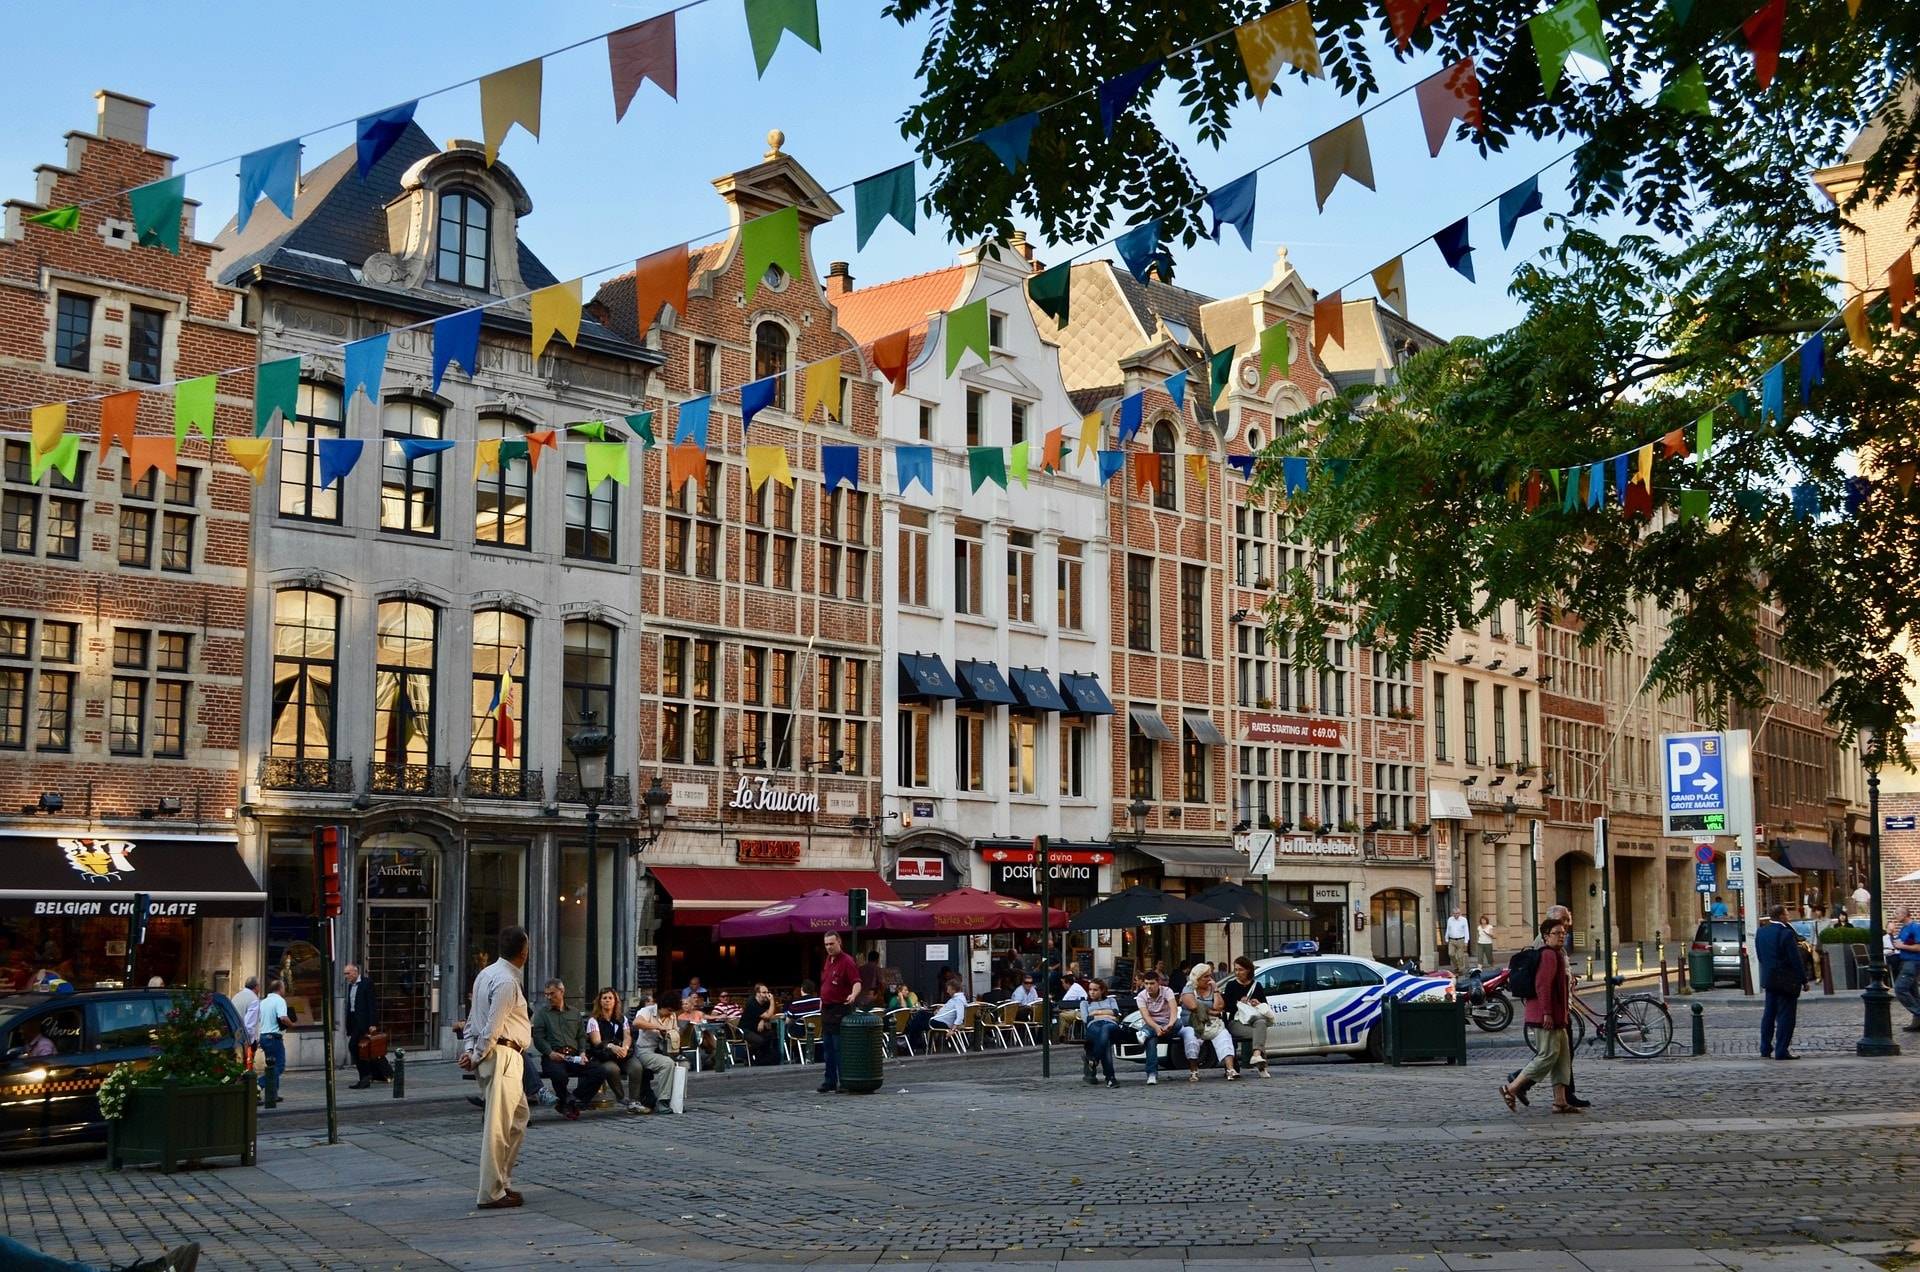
[1382,996,1466,1066]
[108,1079,256,1171]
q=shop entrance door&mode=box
[365,901,434,1048]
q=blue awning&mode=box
[898,653,962,702]
[1059,673,1114,716]
[1009,667,1068,712]
[956,660,1018,706]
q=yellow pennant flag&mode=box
[801,354,843,422]
[474,437,503,480]
[1235,0,1323,105]
[1372,257,1408,317]
[224,437,273,486]
[1635,443,1654,488]
[1308,118,1375,212]
[480,59,543,166]
[1187,454,1208,489]
[745,444,793,492]
[1076,410,1102,465]
[529,279,581,362]
[1896,460,1915,496]
[1843,294,1871,352]
[31,404,67,459]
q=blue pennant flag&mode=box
[1433,217,1475,282]
[356,102,418,180]
[1227,455,1257,479]
[1587,462,1604,509]
[740,376,778,432]
[823,445,861,491]
[237,139,301,231]
[1097,450,1125,485]
[1117,391,1144,444]
[396,438,456,462]
[343,333,389,404]
[317,439,364,490]
[431,308,483,392]
[1498,176,1544,249]
[1282,456,1309,496]
[1760,361,1785,423]
[1098,60,1162,137]
[1799,333,1825,403]
[1165,370,1188,413]
[1614,453,1630,506]
[896,445,934,494]
[675,395,712,449]
[1207,172,1258,250]
[1844,476,1872,517]
[976,113,1039,173]
[1115,220,1166,285]
[1792,483,1820,521]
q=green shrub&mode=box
[1818,924,1867,945]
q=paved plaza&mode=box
[3,993,1918,1271]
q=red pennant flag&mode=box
[608,13,677,122]
[1889,251,1914,331]
[1131,453,1163,499]
[1742,0,1786,90]
[629,244,689,340]
[870,329,912,392]
[1415,58,1483,158]
[526,429,557,472]
[99,390,140,455]
[1623,478,1654,520]
[126,435,178,483]
[1524,470,1541,512]
[1313,289,1345,354]
[1385,0,1447,50]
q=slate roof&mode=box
[828,264,969,347]
[1108,268,1217,354]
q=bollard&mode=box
[1820,949,1835,996]
[1635,945,1644,974]
[1660,957,1671,997]
[1690,1003,1706,1056]
[391,1049,405,1099]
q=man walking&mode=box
[1502,917,1577,1113]
[257,978,292,1108]
[1445,907,1472,975]
[459,925,532,1210]
[816,931,861,1094]
[1757,903,1807,1059]
[343,964,378,1089]
[230,975,261,1072]
[1892,905,1920,1032]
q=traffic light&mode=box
[847,887,869,930]
[314,825,345,918]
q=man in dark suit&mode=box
[344,963,379,1088]
[1757,904,1807,1060]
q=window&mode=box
[1057,540,1083,630]
[1007,531,1035,624]
[966,390,985,447]
[1008,715,1038,795]
[471,610,528,774]
[658,634,716,766]
[1151,421,1177,511]
[271,590,336,762]
[0,617,78,752]
[152,679,186,757]
[1514,603,1530,647]
[381,400,442,535]
[1010,400,1028,448]
[897,707,932,788]
[1319,638,1348,717]
[753,321,789,411]
[2,441,84,560]
[1372,761,1416,830]
[55,293,92,371]
[692,340,717,394]
[1489,604,1504,640]
[1128,716,1158,799]
[917,402,934,441]
[566,461,617,561]
[1126,554,1153,650]
[954,521,984,615]
[1180,563,1204,657]
[1493,685,1508,766]
[988,311,1007,348]
[1316,750,1353,829]
[821,543,841,597]
[563,620,618,737]
[0,618,26,748]
[1182,737,1207,804]
[1518,689,1532,763]
[1371,650,1411,716]
[124,306,167,384]
[696,462,722,579]
[1060,720,1087,798]
[1462,679,1480,765]
[899,510,930,606]
[741,645,796,769]
[956,711,986,792]
[475,418,532,548]
[281,383,344,522]
[1433,672,1449,762]
[436,190,490,289]
[118,459,190,570]
[765,479,790,588]
[815,656,867,774]
[1238,745,1272,827]
[376,601,437,767]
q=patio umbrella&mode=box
[1188,881,1310,924]
[914,886,1069,932]
[1896,869,1920,885]
[713,889,936,939]
[1066,886,1234,931]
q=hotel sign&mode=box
[1275,836,1361,858]
[1242,715,1344,748]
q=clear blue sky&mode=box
[2,2,1584,342]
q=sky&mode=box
[0,2,1591,345]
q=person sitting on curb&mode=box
[1220,955,1273,1077]
[1080,978,1125,1087]
[531,979,605,1119]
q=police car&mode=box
[1247,954,1454,1062]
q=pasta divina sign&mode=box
[736,839,803,865]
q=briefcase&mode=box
[358,1029,389,1060]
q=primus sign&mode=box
[727,777,820,815]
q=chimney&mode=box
[94,91,153,148]
[1008,230,1039,272]
[826,260,853,299]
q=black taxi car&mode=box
[0,988,242,1151]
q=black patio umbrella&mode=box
[1188,881,1310,924]
[1067,886,1234,930]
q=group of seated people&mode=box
[1084,957,1277,1086]
[520,984,688,1117]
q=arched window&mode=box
[1371,889,1422,963]
[375,600,437,773]
[754,320,789,411]
[563,620,616,730]
[1151,420,1178,511]
[436,191,491,289]
[270,589,338,771]
[470,611,529,788]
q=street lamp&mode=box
[1857,726,1901,1057]
[1128,795,1150,843]
[566,710,613,1006]
[637,776,671,851]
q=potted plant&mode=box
[1252,576,1274,590]
[1298,818,1322,834]
[1255,696,1274,710]
[1817,922,1868,990]
[105,984,256,1172]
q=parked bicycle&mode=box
[1523,976,1673,1058]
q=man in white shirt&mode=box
[1056,973,1089,1040]
[629,998,684,1113]
[907,986,969,1051]
[1445,908,1473,975]
[458,926,533,1210]
[230,975,261,1070]
[256,979,293,1108]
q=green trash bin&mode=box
[1687,950,1716,992]
[837,1009,885,1093]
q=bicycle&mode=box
[1522,977,1673,1058]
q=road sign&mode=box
[1694,861,1716,893]
[1887,815,1917,831]
[1593,816,1607,868]
[1664,732,1730,835]
[1693,842,1715,865]
[1727,851,1744,891]
[1237,830,1277,875]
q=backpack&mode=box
[1507,946,1543,999]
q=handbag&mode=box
[357,1029,388,1060]
[1234,999,1275,1025]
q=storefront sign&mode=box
[1467,785,1543,810]
[727,776,820,815]
[1312,884,1348,904]
[825,792,861,816]
[895,856,945,881]
[912,801,936,819]
[30,898,200,917]
[991,862,1097,897]
[1242,715,1344,747]
[1275,836,1361,858]
[671,782,710,810]
[736,839,802,865]
[2,835,264,919]
[978,846,1113,865]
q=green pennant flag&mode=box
[254,356,300,438]
[744,0,821,77]
[1729,390,1752,420]
[741,206,802,305]
[26,205,79,231]
[945,299,991,376]
[173,374,218,448]
[1659,65,1711,114]
[30,434,81,484]
[1547,467,1563,497]
[1258,322,1290,383]
[968,446,1006,492]
[1679,489,1710,521]
[1027,261,1071,330]
[1010,441,1030,488]
[585,442,630,490]
[570,419,608,440]
[1209,345,1237,406]
[129,175,187,254]
[627,411,657,449]
[499,439,531,466]
[1561,470,1577,513]
[853,163,915,251]
[1667,0,1694,23]
[1695,410,1712,465]
[1732,489,1767,518]
[1529,0,1609,98]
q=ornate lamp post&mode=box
[566,711,612,1005]
[638,776,671,850]
[1857,726,1901,1057]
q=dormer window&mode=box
[436,190,491,289]
[754,320,789,411]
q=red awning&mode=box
[649,867,900,927]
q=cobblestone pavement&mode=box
[3,995,1917,1271]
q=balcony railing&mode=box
[367,761,453,797]
[260,756,355,793]
[466,767,544,801]
[556,772,631,807]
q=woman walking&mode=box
[1080,979,1125,1087]
[1476,916,1496,969]
[1501,918,1579,1114]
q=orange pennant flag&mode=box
[526,430,557,473]
[126,435,178,483]
[1889,251,1914,331]
[630,245,689,339]
[99,390,140,456]
[1524,470,1541,511]
[666,440,705,494]
[870,330,912,392]
[1659,428,1689,459]
[1414,58,1483,158]
[1041,426,1066,473]
[1313,290,1345,354]
[1843,294,1872,352]
[1131,452,1163,499]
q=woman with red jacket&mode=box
[1502,918,1581,1114]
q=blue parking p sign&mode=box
[1664,733,1728,835]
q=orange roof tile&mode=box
[830,264,969,346]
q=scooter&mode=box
[1458,967,1514,1032]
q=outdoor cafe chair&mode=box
[886,1007,916,1056]
[988,1001,1028,1048]
[721,1021,753,1068]
[786,1013,822,1065]
[928,1004,976,1054]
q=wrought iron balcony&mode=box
[556,771,631,807]
[367,761,453,797]
[259,757,355,793]
[466,767,544,801]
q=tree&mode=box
[888,0,1920,752]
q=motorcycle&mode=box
[1457,967,1514,1032]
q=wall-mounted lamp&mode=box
[1462,775,1478,786]
[1230,609,1249,624]
[1414,824,1432,837]
[1456,653,1475,665]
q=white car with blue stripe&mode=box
[1249,955,1454,1062]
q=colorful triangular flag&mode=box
[1415,58,1483,157]
[945,300,990,376]
[356,102,417,179]
[479,59,543,166]
[1235,0,1323,105]
[237,139,301,232]
[854,163,915,251]
[608,13,677,121]
[1308,118,1375,212]
[1206,171,1258,249]
[741,207,802,306]
[744,0,821,77]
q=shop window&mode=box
[465,845,526,986]
[1371,889,1422,963]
